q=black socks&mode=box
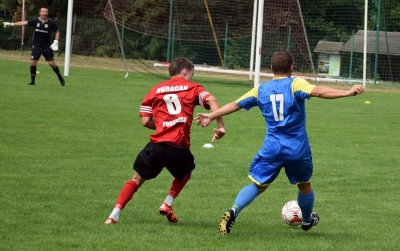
[53,66,65,86]
[30,65,36,84]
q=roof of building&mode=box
[340,30,400,56]
[313,41,344,54]
[313,31,400,56]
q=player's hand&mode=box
[195,113,212,127]
[50,40,59,51]
[211,127,225,143]
[348,85,365,96]
[3,22,14,28]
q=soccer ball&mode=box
[281,200,303,226]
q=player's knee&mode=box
[297,182,312,194]
[49,63,57,68]
[183,171,192,181]
[131,172,145,186]
[257,184,268,194]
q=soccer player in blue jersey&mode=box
[3,7,65,86]
[195,51,365,235]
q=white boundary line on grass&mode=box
[154,62,376,84]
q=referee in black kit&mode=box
[3,7,65,86]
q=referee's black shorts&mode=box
[31,45,54,61]
[133,142,196,180]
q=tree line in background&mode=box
[1,0,399,75]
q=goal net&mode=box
[2,1,399,85]
[100,0,315,83]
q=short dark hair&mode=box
[271,51,293,74]
[169,57,194,77]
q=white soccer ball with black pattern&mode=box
[281,200,303,226]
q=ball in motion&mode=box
[281,200,303,226]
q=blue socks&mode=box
[230,184,315,222]
[298,191,314,223]
[232,184,260,217]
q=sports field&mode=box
[1,54,399,250]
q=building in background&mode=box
[314,41,343,77]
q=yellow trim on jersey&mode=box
[248,175,270,186]
[292,77,316,95]
[235,85,259,103]
[235,77,315,103]
[293,180,311,186]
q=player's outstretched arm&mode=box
[203,95,226,142]
[2,22,13,27]
[195,101,241,127]
[311,85,365,99]
[3,21,28,27]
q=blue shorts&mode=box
[248,150,313,185]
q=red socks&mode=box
[114,172,192,210]
[115,180,139,209]
[168,172,192,198]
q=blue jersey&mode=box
[236,77,315,160]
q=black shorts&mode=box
[133,142,196,180]
[31,46,54,61]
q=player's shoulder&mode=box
[28,17,40,24]
[292,77,315,94]
[292,77,313,86]
[163,78,204,89]
[259,77,292,91]
[47,18,58,26]
[190,81,205,88]
[149,79,192,93]
[292,76,308,83]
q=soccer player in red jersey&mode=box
[105,57,226,225]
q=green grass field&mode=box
[1,57,400,251]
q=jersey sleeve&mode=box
[235,86,259,110]
[50,20,59,33]
[139,92,153,117]
[196,84,212,110]
[27,18,36,27]
[292,77,316,100]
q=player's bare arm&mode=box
[142,116,156,130]
[204,95,226,142]
[311,85,365,99]
[2,20,28,27]
[196,101,242,126]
